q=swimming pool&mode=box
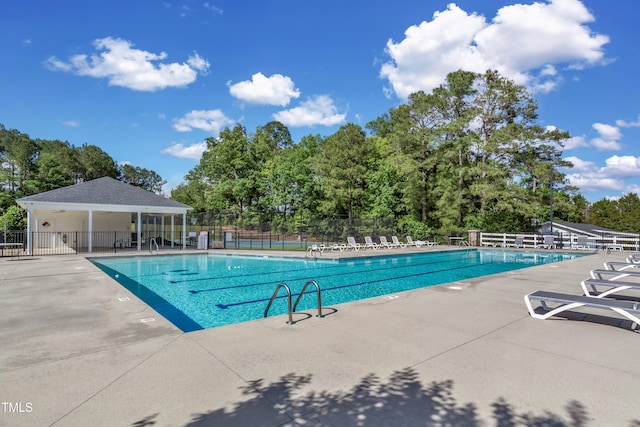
[90,249,584,332]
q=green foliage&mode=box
[75,144,119,181]
[0,124,167,225]
[120,164,166,194]
[0,205,26,231]
[312,123,373,224]
[395,216,434,240]
[588,193,640,232]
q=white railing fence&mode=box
[479,232,640,251]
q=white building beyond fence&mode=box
[479,232,638,252]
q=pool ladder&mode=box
[149,237,159,254]
[264,280,324,324]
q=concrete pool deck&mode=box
[0,247,639,426]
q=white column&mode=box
[26,206,32,255]
[171,215,175,248]
[137,212,142,251]
[161,216,165,247]
[88,210,93,253]
[182,214,187,250]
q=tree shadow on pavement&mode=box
[166,366,640,427]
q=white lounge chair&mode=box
[627,254,640,262]
[346,236,361,251]
[364,236,378,250]
[604,261,640,271]
[590,269,640,281]
[406,236,427,248]
[306,244,324,256]
[582,269,640,298]
[508,236,525,248]
[525,290,640,329]
[379,236,393,249]
[537,235,555,249]
[581,278,640,298]
[391,236,407,248]
[573,236,591,250]
[328,243,346,251]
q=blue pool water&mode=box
[90,249,583,332]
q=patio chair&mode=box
[573,236,591,250]
[627,254,640,262]
[391,236,407,248]
[364,236,379,250]
[536,235,555,249]
[590,268,640,281]
[603,260,640,271]
[581,277,640,298]
[406,236,427,248]
[379,236,393,249]
[508,236,525,248]
[328,243,346,251]
[346,236,361,251]
[306,244,324,256]
[524,290,640,330]
[583,269,640,298]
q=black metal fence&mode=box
[1,214,403,256]
[187,212,398,251]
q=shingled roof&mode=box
[17,177,191,211]
[543,220,633,236]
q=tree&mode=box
[0,125,39,197]
[171,166,209,212]
[29,140,77,193]
[120,164,166,194]
[313,124,374,224]
[0,205,26,232]
[250,121,294,223]
[269,134,321,230]
[385,93,442,224]
[199,125,255,220]
[588,193,640,232]
[74,144,119,182]
[363,135,404,218]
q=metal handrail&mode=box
[293,280,323,318]
[149,237,159,253]
[264,283,294,324]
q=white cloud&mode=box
[45,37,210,91]
[539,64,557,77]
[61,120,80,127]
[228,73,300,106]
[616,115,640,128]
[603,155,640,178]
[172,109,234,134]
[203,2,223,15]
[380,0,609,99]
[564,155,594,172]
[45,57,72,72]
[562,135,589,150]
[161,141,207,161]
[591,122,621,150]
[564,154,640,193]
[626,184,640,198]
[566,173,622,192]
[273,95,346,127]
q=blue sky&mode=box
[2,0,639,202]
